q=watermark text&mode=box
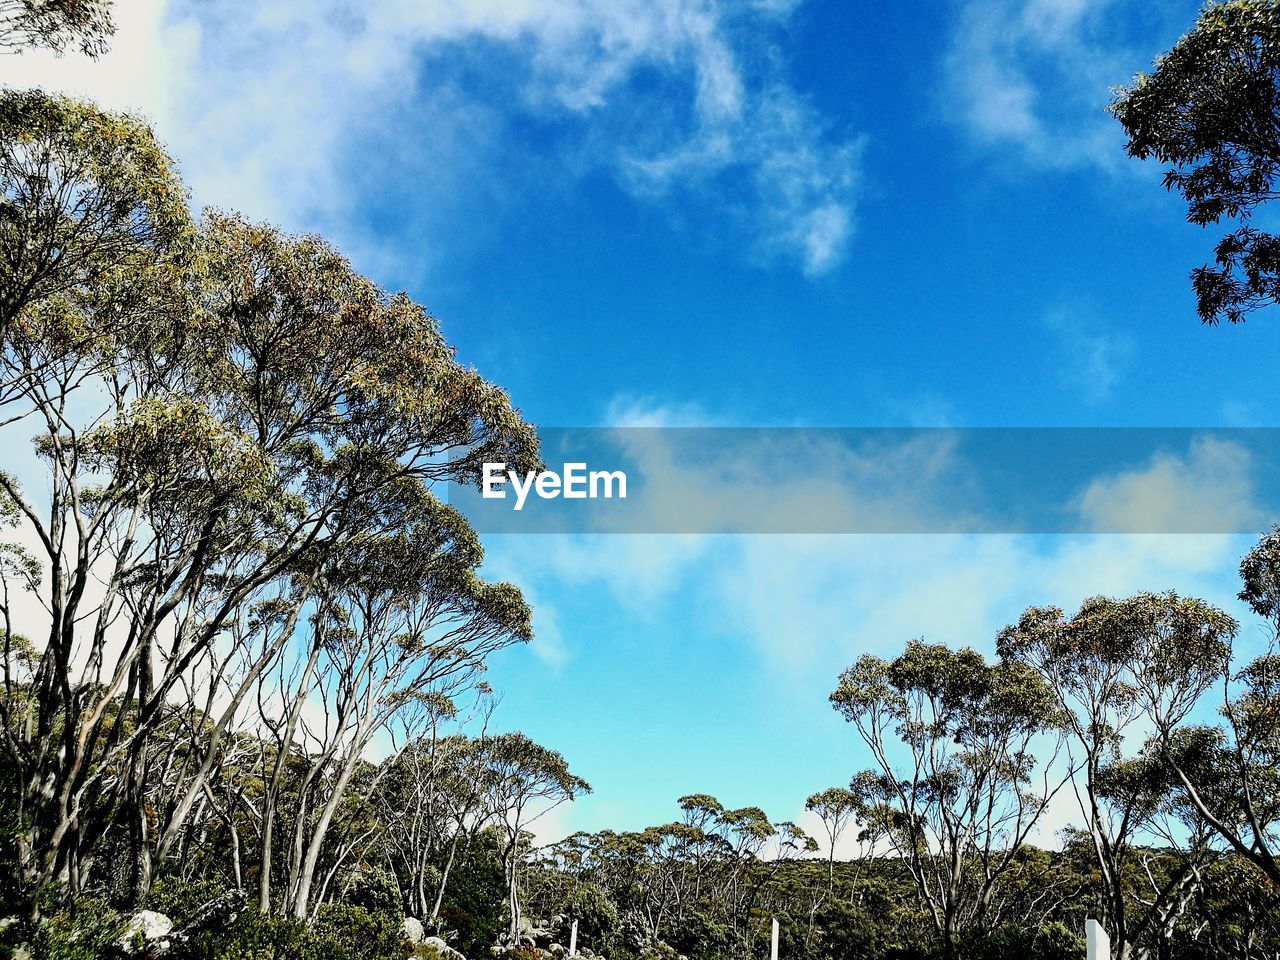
[482,462,627,511]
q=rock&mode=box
[403,916,426,944]
[548,944,567,957]
[117,910,174,953]
[422,934,468,960]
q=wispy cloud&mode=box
[1044,306,1133,405]
[621,82,863,275]
[942,0,1177,170]
[0,0,862,277]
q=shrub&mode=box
[437,832,505,958]
[560,880,618,941]
[169,905,407,960]
[147,877,229,924]
[25,898,128,960]
[313,903,404,956]
[343,868,402,918]
[953,922,1086,960]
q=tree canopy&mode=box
[0,1,114,58]
[1113,0,1280,323]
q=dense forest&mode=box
[4,1,1280,959]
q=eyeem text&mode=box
[481,462,627,511]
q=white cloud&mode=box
[481,422,1263,677]
[622,81,863,275]
[604,396,724,428]
[0,0,861,277]
[942,0,1178,170]
[1075,435,1261,534]
[1044,306,1133,404]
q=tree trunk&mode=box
[430,832,462,923]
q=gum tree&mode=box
[1145,532,1280,886]
[271,519,532,921]
[998,592,1237,959]
[0,91,540,913]
[830,640,1066,957]
[1112,0,1280,323]
[805,786,860,895]
[484,732,590,944]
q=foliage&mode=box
[20,898,127,960]
[0,1,115,57]
[146,876,230,924]
[171,906,405,960]
[1113,0,1280,323]
[343,868,402,918]
[7,8,1280,960]
[951,922,1084,960]
[0,86,541,922]
[830,640,1066,950]
[439,830,508,959]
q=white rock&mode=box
[423,934,468,960]
[117,910,173,952]
[403,916,426,944]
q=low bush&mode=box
[170,904,407,960]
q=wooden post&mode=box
[569,918,578,957]
[1085,919,1110,960]
[770,917,779,960]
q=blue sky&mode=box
[7,0,1280,846]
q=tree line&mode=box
[509,536,1280,960]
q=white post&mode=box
[770,917,779,960]
[1085,919,1110,960]
[569,918,578,957]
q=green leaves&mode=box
[1238,524,1280,618]
[1112,0,1280,323]
[831,640,1061,747]
[486,731,591,801]
[86,395,273,505]
[0,89,193,344]
[197,211,539,484]
[0,1,116,57]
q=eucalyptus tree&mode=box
[483,732,590,944]
[676,793,726,904]
[0,92,539,914]
[1112,0,1280,324]
[1138,532,1280,887]
[0,1,114,56]
[373,721,499,923]
[422,727,503,924]
[271,519,531,922]
[0,90,184,345]
[998,592,1236,959]
[716,804,779,940]
[806,786,860,895]
[664,794,788,938]
[830,640,1066,956]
